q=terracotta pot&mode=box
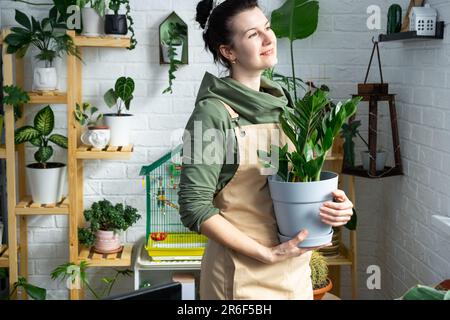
[94,230,121,253]
[313,278,333,300]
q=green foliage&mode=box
[4,9,80,66]
[310,251,328,290]
[162,22,187,95]
[2,85,30,121]
[104,76,135,115]
[77,0,107,17]
[51,260,132,299]
[74,102,103,127]
[14,105,68,165]
[263,90,360,182]
[271,0,319,101]
[402,285,450,300]
[340,120,361,168]
[107,0,137,50]
[78,199,140,246]
[12,276,47,300]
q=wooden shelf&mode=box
[76,145,134,160]
[15,196,69,215]
[73,35,131,48]
[0,245,9,268]
[78,244,133,267]
[28,91,68,105]
[0,145,6,159]
[324,244,353,266]
[379,21,445,42]
[342,165,403,179]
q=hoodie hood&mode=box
[195,72,290,124]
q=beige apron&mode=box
[200,101,313,300]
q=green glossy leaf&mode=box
[15,10,31,30]
[48,134,68,149]
[115,77,135,103]
[35,146,53,163]
[23,282,46,300]
[30,136,42,147]
[271,0,319,41]
[104,88,118,108]
[14,126,40,144]
[34,106,54,136]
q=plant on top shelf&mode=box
[4,9,81,91]
[103,76,135,146]
[78,0,108,37]
[162,22,187,95]
[14,105,68,204]
[78,199,140,254]
[340,120,386,172]
[310,251,332,300]
[105,0,137,50]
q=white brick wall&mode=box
[2,0,449,300]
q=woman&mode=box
[178,0,354,300]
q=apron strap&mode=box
[219,101,239,119]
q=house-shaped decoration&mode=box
[159,12,189,65]
[409,4,437,36]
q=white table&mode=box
[133,238,202,291]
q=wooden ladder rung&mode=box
[121,145,133,152]
[106,146,118,152]
[30,202,41,208]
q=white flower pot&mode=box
[81,126,110,149]
[103,114,134,146]
[81,8,104,37]
[361,150,387,171]
[26,163,67,204]
[268,171,338,248]
[161,41,183,63]
[33,67,58,91]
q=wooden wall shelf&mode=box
[28,91,68,105]
[73,35,131,48]
[78,244,133,267]
[76,145,134,160]
[15,196,69,215]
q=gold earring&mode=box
[231,59,237,64]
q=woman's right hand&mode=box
[265,230,331,264]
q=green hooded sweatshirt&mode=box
[178,72,292,233]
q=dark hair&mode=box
[196,0,259,69]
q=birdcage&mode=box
[140,145,208,260]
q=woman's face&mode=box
[224,7,278,71]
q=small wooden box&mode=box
[358,83,389,95]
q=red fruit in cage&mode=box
[151,232,168,241]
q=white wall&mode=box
[1,0,449,300]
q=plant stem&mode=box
[290,40,297,102]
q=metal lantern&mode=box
[409,4,437,36]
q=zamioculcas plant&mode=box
[14,105,68,167]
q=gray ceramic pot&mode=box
[268,171,338,247]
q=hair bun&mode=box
[196,0,214,29]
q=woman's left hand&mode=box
[319,190,353,227]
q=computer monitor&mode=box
[107,282,182,300]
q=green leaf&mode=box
[15,10,31,30]
[271,0,319,42]
[104,88,118,108]
[23,282,47,300]
[35,146,53,163]
[34,106,54,136]
[14,126,41,144]
[345,208,357,230]
[30,136,42,147]
[48,134,68,149]
[115,77,135,103]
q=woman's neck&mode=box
[231,68,262,92]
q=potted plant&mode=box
[78,0,107,36]
[310,251,333,300]
[14,105,68,204]
[341,120,386,172]
[104,0,137,50]
[78,199,140,254]
[103,76,135,146]
[74,102,110,149]
[4,10,80,92]
[162,22,187,94]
